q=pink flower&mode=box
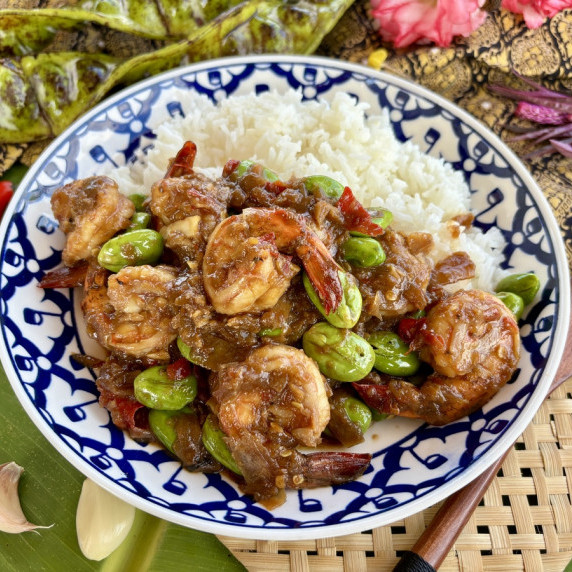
[501,0,572,28]
[370,0,488,48]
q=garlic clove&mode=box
[76,478,136,561]
[0,461,52,534]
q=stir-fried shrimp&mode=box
[211,344,330,447]
[82,263,178,362]
[151,172,233,228]
[150,174,231,263]
[149,143,240,263]
[172,269,321,370]
[43,139,525,506]
[355,290,520,425]
[51,176,135,266]
[203,207,342,315]
[354,230,433,319]
[210,344,370,503]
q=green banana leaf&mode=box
[0,363,245,572]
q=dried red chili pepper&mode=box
[167,357,193,381]
[337,186,385,236]
[0,181,14,219]
[164,140,197,178]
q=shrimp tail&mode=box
[38,261,89,289]
[165,141,197,178]
[292,452,372,488]
[298,235,343,314]
[353,381,407,418]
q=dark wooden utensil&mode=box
[394,305,572,572]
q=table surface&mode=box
[2,2,572,570]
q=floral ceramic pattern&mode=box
[0,56,569,540]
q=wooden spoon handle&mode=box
[393,307,572,572]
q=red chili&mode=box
[222,159,240,178]
[167,357,193,381]
[0,181,14,219]
[164,141,197,178]
[337,186,385,236]
[264,180,288,194]
[398,316,427,343]
[98,389,145,432]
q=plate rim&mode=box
[0,53,570,540]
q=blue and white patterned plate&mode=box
[0,55,569,540]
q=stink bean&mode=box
[302,322,375,382]
[496,291,524,320]
[148,407,192,453]
[368,331,420,376]
[231,159,279,182]
[303,270,362,329]
[342,236,386,267]
[301,175,344,200]
[134,365,197,410]
[97,228,163,272]
[349,209,393,237]
[495,272,540,306]
[126,211,151,231]
[202,414,242,475]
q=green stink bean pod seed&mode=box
[496,291,524,320]
[344,396,373,435]
[202,414,242,475]
[148,407,192,453]
[302,322,375,382]
[176,337,194,362]
[98,229,163,273]
[371,410,391,422]
[301,175,345,200]
[177,337,193,361]
[128,193,147,211]
[177,337,206,366]
[134,365,197,410]
[303,270,362,329]
[495,272,540,306]
[126,212,151,231]
[327,389,371,446]
[342,236,386,267]
[259,327,283,337]
[231,160,279,182]
[368,331,421,376]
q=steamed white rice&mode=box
[109,89,507,291]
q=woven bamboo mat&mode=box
[219,376,572,571]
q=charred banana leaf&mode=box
[0,4,253,144]
[0,0,353,145]
[217,0,355,55]
[1,1,253,56]
[0,9,165,57]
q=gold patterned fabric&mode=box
[319,1,572,269]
